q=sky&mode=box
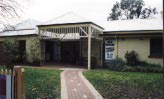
[14,0,164,24]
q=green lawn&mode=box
[83,70,164,99]
[25,68,62,99]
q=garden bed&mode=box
[83,70,163,99]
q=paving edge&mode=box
[79,71,103,99]
[61,71,68,99]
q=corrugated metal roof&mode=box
[15,19,42,30]
[0,29,37,37]
[98,18,163,32]
[0,13,163,37]
[43,12,91,25]
[0,19,42,37]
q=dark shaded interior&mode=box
[45,40,80,64]
[61,41,80,64]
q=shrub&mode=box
[0,40,21,68]
[122,66,136,72]
[139,61,162,68]
[107,58,125,71]
[0,47,13,68]
[122,65,163,73]
[124,51,163,73]
[125,51,139,66]
[1,39,20,62]
[0,66,7,70]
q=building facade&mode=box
[0,13,163,68]
[102,30,163,66]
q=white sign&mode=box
[105,40,115,61]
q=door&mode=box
[45,41,54,61]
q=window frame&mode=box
[19,40,26,53]
[149,37,163,58]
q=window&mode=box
[19,40,26,53]
[0,41,3,47]
[18,40,26,61]
[150,38,163,58]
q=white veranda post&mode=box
[88,26,92,70]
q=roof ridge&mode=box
[107,17,163,22]
[45,11,90,24]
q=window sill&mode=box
[148,55,163,58]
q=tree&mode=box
[0,0,24,27]
[107,0,158,20]
[108,2,121,20]
[141,7,158,18]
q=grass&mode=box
[25,67,62,99]
[83,70,164,99]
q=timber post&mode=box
[14,66,26,99]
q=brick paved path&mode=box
[61,70,97,99]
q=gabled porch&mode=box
[38,22,103,69]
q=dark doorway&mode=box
[61,41,80,64]
[18,40,26,62]
[45,40,80,64]
[45,41,54,62]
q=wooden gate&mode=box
[0,66,25,99]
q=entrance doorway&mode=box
[45,40,80,64]
[61,41,80,64]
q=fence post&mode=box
[14,66,26,99]
[0,69,4,74]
